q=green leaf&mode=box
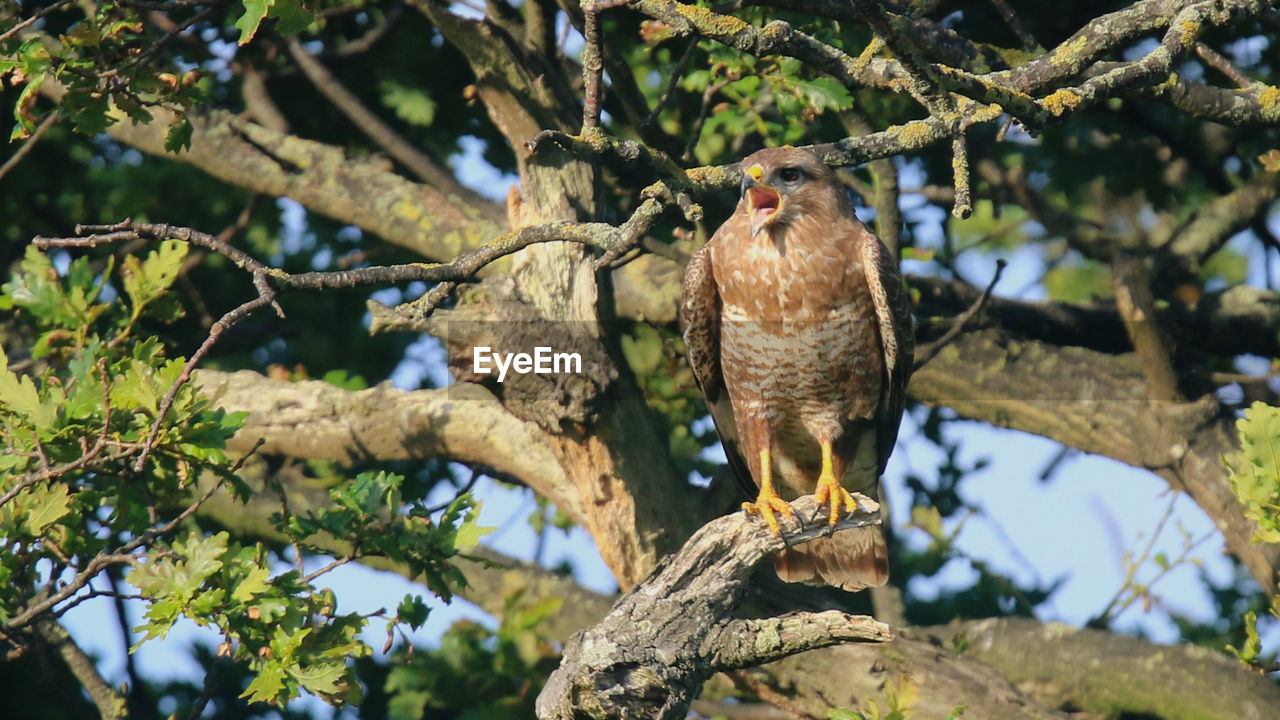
[121,239,188,318]
[164,115,193,153]
[235,0,271,46]
[380,81,437,127]
[270,0,314,35]
[454,512,496,550]
[128,531,228,601]
[792,76,854,113]
[1043,261,1111,303]
[396,594,430,630]
[21,483,72,535]
[288,661,347,696]
[235,0,313,46]
[233,564,272,602]
[0,346,60,430]
[242,661,289,704]
[1227,610,1262,663]
[1227,402,1280,543]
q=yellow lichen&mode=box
[895,120,933,147]
[1050,35,1089,70]
[675,3,747,36]
[1042,89,1083,117]
[1256,85,1280,123]
[1179,20,1199,46]
[393,197,423,222]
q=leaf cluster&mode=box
[0,245,486,710]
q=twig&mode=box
[950,122,972,219]
[985,0,1037,51]
[1194,42,1252,88]
[111,5,215,80]
[183,668,218,720]
[425,467,482,514]
[914,259,1006,370]
[0,110,59,182]
[0,0,75,45]
[643,38,698,128]
[30,204,666,471]
[726,670,818,719]
[1090,493,1214,628]
[5,473,229,633]
[683,72,733,163]
[581,0,605,130]
[301,554,359,584]
[132,271,281,472]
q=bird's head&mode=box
[739,147,835,238]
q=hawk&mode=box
[681,147,914,591]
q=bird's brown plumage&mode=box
[681,147,914,591]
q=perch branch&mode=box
[536,494,890,720]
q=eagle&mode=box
[681,146,914,591]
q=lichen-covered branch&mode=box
[932,617,1280,720]
[535,494,890,720]
[39,80,508,262]
[909,327,1279,593]
[193,370,581,519]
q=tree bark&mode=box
[536,495,892,720]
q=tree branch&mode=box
[536,494,891,720]
[933,617,1280,719]
[39,80,508,262]
[35,621,128,720]
[284,37,493,209]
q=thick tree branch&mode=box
[35,621,128,720]
[932,617,1280,720]
[909,327,1279,593]
[536,494,891,720]
[193,369,580,519]
[39,80,507,262]
[283,37,495,211]
[1163,167,1280,271]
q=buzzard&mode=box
[681,147,914,591]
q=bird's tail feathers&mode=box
[774,525,888,591]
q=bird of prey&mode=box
[681,146,914,591]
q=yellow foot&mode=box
[742,491,795,535]
[813,472,858,526]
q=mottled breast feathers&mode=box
[680,146,914,591]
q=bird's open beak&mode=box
[742,164,782,238]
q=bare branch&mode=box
[914,260,1005,371]
[0,110,58,182]
[284,37,491,209]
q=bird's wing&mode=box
[681,234,754,493]
[860,231,916,476]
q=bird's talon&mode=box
[742,495,795,535]
[814,474,858,527]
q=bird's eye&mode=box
[777,167,803,184]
